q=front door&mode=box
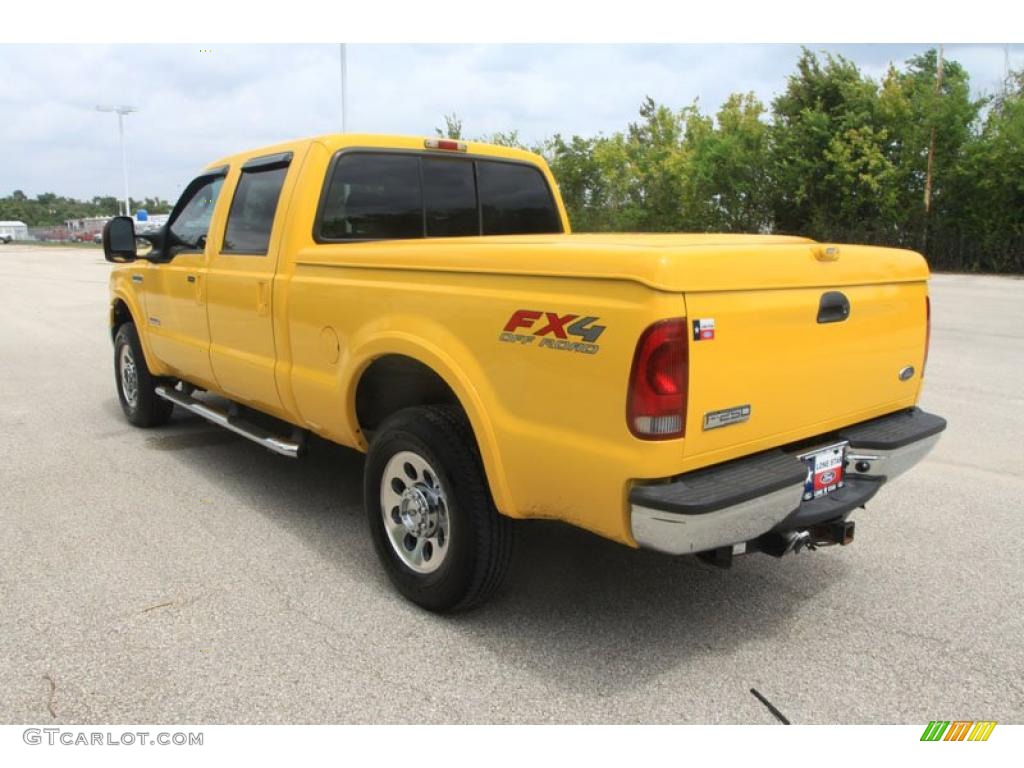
[205,150,297,416]
[144,173,225,388]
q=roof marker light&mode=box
[424,138,468,152]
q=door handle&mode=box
[817,291,850,324]
[257,281,269,316]
[189,274,204,305]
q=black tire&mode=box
[113,322,174,428]
[364,405,515,612]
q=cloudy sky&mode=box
[1,43,1021,203]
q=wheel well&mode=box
[111,299,133,340]
[355,355,461,433]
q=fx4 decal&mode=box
[499,310,607,355]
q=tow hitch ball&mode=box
[786,520,856,554]
[756,520,856,557]
[784,530,814,554]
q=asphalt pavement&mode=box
[0,245,1021,724]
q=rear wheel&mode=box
[113,322,174,427]
[364,405,514,612]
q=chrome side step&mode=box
[154,385,303,458]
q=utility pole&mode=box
[922,46,944,256]
[923,46,944,216]
[339,43,349,133]
[1006,44,1011,94]
[96,105,138,217]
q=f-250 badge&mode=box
[500,309,606,355]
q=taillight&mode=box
[923,295,931,378]
[627,318,689,439]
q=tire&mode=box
[113,322,174,427]
[364,405,515,612]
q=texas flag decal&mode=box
[692,318,716,341]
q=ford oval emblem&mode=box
[819,471,836,484]
[899,365,915,381]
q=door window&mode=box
[222,165,289,255]
[168,176,224,249]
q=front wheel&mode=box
[113,322,174,427]
[364,405,514,612]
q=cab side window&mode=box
[169,176,224,249]
[320,154,422,240]
[222,157,291,255]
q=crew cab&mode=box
[104,133,946,611]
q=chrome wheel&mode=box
[380,450,450,574]
[119,344,139,408]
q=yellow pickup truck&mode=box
[104,133,946,611]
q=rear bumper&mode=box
[629,407,946,556]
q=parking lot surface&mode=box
[0,245,1021,724]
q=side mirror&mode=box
[103,216,137,263]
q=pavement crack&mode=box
[141,600,175,613]
[750,687,790,724]
[42,674,57,719]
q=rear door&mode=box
[205,149,300,414]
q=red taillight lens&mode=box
[923,296,931,378]
[627,318,689,439]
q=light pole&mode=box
[96,105,138,217]
[339,44,348,132]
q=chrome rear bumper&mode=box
[629,407,946,556]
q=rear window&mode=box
[477,161,562,235]
[423,158,478,237]
[317,152,561,242]
[320,154,422,240]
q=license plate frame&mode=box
[798,441,848,501]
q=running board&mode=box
[154,385,303,458]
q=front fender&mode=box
[109,269,170,377]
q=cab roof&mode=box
[204,133,545,172]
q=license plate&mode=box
[800,442,847,501]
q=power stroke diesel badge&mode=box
[500,309,607,355]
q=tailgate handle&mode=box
[817,291,850,324]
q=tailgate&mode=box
[683,280,929,462]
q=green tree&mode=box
[681,93,773,232]
[435,113,464,139]
[878,49,982,251]
[477,130,526,149]
[0,191,171,227]
[769,49,894,239]
[618,97,689,230]
[543,134,605,230]
[947,69,1024,271]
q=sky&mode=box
[1,43,1021,204]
